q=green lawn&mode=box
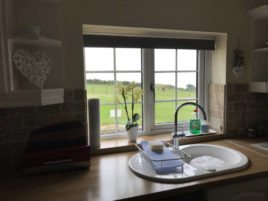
[87,83,196,133]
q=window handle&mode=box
[150,83,155,96]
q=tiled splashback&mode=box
[0,84,267,168]
[208,84,226,133]
[209,83,268,137]
[225,84,268,137]
[0,89,87,169]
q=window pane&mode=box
[116,73,142,85]
[177,72,196,99]
[116,48,141,71]
[177,49,197,71]
[84,47,113,71]
[86,73,114,104]
[154,49,176,71]
[155,73,175,101]
[85,47,144,136]
[155,102,175,124]
[100,104,116,135]
[177,100,197,121]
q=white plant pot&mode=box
[127,126,139,142]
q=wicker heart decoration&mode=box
[13,49,51,88]
[233,66,244,79]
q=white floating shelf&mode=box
[0,88,64,108]
[249,5,268,19]
[250,82,268,93]
[8,36,62,47]
[253,47,268,52]
[32,0,61,2]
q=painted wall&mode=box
[2,0,266,89]
[60,0,256,89]
[211,35,227,84]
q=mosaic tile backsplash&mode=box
[225,84,268,137]
[0,84,267,169]
[0,89,87,169]
[208,83,225,133]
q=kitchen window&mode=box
[83,27,214,138]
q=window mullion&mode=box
[197,50,200,104]
[142,48,154,135]
[197,50,203,119]
[113,48,119,131]
[175,49,178,109]
[203,51,211,116]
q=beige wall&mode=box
[2,0,265,89]
[211,35,227,84]
[60,0,255,88]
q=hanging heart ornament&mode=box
[232,66,244,79]
[13,49,51,88]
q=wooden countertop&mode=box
[0,138,268,201]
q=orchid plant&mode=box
[115,82,143,131]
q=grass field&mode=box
[87,83,197,133]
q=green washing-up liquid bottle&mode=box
[190,109,201,134]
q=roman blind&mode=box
[83,34,215,50]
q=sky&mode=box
[84,47,197,88]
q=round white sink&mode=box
[128,143,249,183]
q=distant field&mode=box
[87,83,197,133]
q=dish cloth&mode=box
[140,141,183,174]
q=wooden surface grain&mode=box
[0,138,267,201]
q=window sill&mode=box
[91,132,224,156]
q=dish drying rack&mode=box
[135,141,191,174]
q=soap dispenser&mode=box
[189,109,201,134]
[201,120,209,133]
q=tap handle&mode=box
[178,133,185,138]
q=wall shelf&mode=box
[249,5,268,93]
[250,82,268,93]
[32,0,61,3]
[253,47,268,52]
[8,36,62,47]
[0,0,64,108]
[248,5,268,19]
[2,36,64,108]
[0,88,64,108]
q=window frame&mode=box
[84,47,143,139]
[141,49,210,136]
[83,25,215,139]
[84,47,211,139]
[153,49,198,129]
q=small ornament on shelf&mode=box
[20,24,41,39]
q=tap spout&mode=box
[174,102,207,137]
